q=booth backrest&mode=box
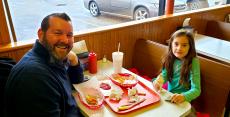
[205,20,230,42]
[132,39,230,117]
[194,56,230,117]
[132,39,168,78]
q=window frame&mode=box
[0,0,16,45]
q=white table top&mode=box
[73,60,191,117]
[195,34,230,63]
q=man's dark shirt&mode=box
[4,40,84,117]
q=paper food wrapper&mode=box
[74,76,100,92]
[98,80,123,97]
[183,18,191,27]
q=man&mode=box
[4,13,84,117]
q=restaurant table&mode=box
[73,60,191,117]
[195,34,230,64]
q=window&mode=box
[2,0,228,42]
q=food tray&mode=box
[104,80,160,114]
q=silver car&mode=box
[83,0,187,20]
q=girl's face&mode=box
[172,36,190,59]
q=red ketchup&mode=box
[88,52,97,74]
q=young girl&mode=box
[153,29,201,104]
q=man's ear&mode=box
[38,28,44,41]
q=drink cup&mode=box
[112,52,124,73]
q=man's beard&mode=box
[41,36,71,63]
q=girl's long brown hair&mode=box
[163,29,197,86]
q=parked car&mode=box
[185,0,227,10]
[83,0,187,20]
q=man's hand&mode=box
[170,93,185,104]
[67,51,78,66]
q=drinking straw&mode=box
[118,42,120,52]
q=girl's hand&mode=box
[152,74,164,92]
[67,51,78,66]
[170,93,185,104]
[153,81,162,92]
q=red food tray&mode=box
[104,80,160,114]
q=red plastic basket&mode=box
[110,73,138,88]
[78,88,104,110]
